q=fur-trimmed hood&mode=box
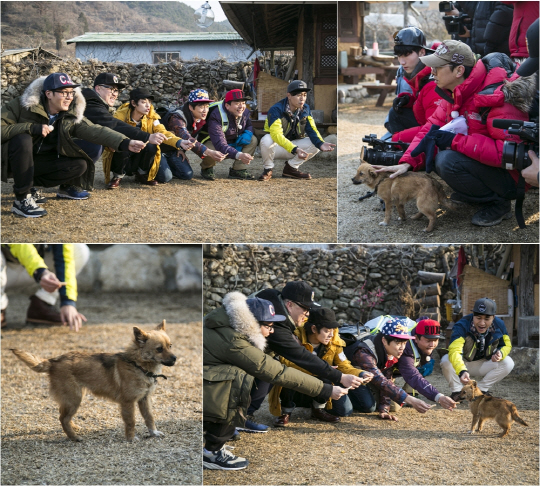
[222,292,267,351]
[20,76,86,123]
[502,73,538,114]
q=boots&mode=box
[26,296,62,326]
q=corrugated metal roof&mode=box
[66,32,243,44]
[1,47,62,59]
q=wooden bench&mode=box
[364,84,396,107]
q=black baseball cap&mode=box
[94,72,126,89]
[517,19,539,77]
[307,307,339,329]
[472,298,497,316]
[42,72,80,91]
[287,80,311,94]
[129,87,154,101]
[393,26,434,53]
[281,281,320,308]
[246,297,286,323]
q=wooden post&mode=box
[302,4,315,108]
[519,245,536,317]
[418,271,446,285]
[496,245,513,278]
[415,283,441,297]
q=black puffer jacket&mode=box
[255,288,342,398]
[457,1,513,56]
[81,88,150,142]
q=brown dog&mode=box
[11,321,176,442]
[458,380,528,438]
[352,161,457,232]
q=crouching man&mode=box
[259,80,335,181]
[269,307,373,424]
[1,72,145,217]
[203,293,347,470]
[440,298,514,402]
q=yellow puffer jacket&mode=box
[268,325,364,415]
[102,103,181,183]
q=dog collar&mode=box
[470,395,484,402]
[122,358,167,382]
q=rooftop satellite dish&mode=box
[194,1,215,29]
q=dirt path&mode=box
[1,291,202,485]
[338,99,539,243]
[204,360,539,486]
[1,151,337,244]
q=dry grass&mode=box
[1,152,337,244]
[338,97,539,243]
[204,363,539,485]
[1,291,202,485]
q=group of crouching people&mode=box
[203,281,514,471]
[1,71,334,218]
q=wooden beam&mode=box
[302,5,315,109]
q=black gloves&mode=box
[393,94,411,114]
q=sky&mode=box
[178,0,228,23]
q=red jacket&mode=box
[501,1,539,58]
[392,65,444,143]
[399,55,531,187]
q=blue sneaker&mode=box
[236,416,268,433]
[57,185,90,200]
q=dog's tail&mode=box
[11,349,52,373]
[511,406,529,427]
[431,177,459,210]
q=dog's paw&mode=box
[378,221,388,226]
[127,435,141,442]
[148,429,165,438]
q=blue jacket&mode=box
[448,313,512,376]
[263,98,325,153]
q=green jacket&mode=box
[203,291,325,427]
[1,76,129,190]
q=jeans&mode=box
[74,139,103,164]
[279,384,353,416]
[434,150,518,204]
[111,143,157,176]
[156,153,193,182]
[246,378,273,415]
[348,385,378,413]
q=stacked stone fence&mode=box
[1,57,253,108]
[203,244,508,327]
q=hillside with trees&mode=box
[0,1,233,58]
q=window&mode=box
[153,52,180,64]
[315,13,337,83]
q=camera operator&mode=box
[385,27,443,143]
[516,19,539,188]
[442,2,513,57]
[375,41,535,227]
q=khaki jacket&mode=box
[203,292,324,427]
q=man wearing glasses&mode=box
[1,72,145,218]
[79,73,167,173]
[238,281,364,432]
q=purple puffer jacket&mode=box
[206,104,253,159]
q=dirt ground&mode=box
[338,97,539,243]
[1,290,202,486]
[0,149,337,244]
[204,358,539,486]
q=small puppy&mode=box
[11,320,176,442]
[352,161,457,232]
[459,380,528,438]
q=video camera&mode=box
[361,135,409,166]
[493,119,539,172]
[439,2,471,37]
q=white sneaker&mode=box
[11,195,47,218]
[203,446,249,470]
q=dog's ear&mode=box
[156,320,166,331]
[368,168,377,179]
[133,327,149,346]
[471,380,477,387]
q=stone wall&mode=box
[1,57,252,108]
[203,244,508,325]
